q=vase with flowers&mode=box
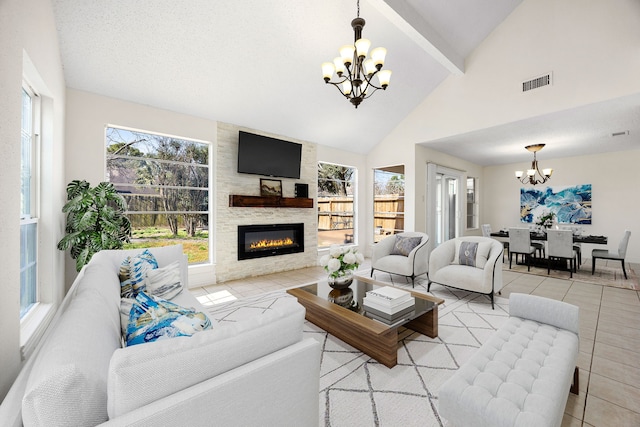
[536,210,556,231]
[320,245,365,289]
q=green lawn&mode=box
[130,227,209,240]
[124,227,209,264]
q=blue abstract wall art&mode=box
[520,184,592,224]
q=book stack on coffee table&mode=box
[362,286,415,325]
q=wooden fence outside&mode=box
[318,197,353,230]
[318,195,404,236]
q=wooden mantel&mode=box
[229,195,314,208]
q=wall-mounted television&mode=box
[237,131,302,179]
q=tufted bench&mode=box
[439,293,579,427]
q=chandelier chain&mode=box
[357,0,360,17]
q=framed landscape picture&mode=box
[260,179,282,197]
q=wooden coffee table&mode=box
[287,275,444,368]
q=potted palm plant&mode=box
[57,180,131,271]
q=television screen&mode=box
[237,131,302,179]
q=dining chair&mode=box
[546,229,577,278]
[560,225,583,268]
[592,230,631,279]
[532,240,545,259]
[482,224,509,261]
[527,225,545,258]
[509,228,536,271]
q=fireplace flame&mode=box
[249,237,295,250]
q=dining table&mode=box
[490,230,607,245]
[491,230,608,271]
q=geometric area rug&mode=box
[307,276,510,427]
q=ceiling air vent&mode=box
[611,131,629,137]
[522,73,552,92]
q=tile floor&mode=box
[190,260,640,427]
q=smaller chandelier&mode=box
[321,0,392,108]
[515,144,553,185]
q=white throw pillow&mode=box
[144,260,183,300]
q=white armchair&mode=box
[371,232,429,287]
[428,236,504,309]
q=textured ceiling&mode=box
[51,0,523,154]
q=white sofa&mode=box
[428,236,504,308]
[439,293,580,427]
[0,245,321,427]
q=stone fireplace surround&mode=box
[215,122,318,283]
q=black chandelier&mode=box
[515,144,553,185]
[321,0,392,108]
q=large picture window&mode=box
[106,126,210,264]
[317,162,356,248]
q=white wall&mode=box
[65,89,217,184]
[382,0,640,144]
[0,0,66,400]
[484,149,640,263]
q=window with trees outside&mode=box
[106,126,210,264]
[373,166,404,242]
[466,177,479,229]
[317,162,356,248]
[20,84,39,318]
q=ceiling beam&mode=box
[367,0,465,75]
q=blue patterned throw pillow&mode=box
[390,235,422,257]
[125,292,212,347]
